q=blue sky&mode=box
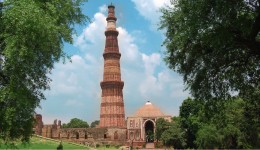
[36,0,190,124]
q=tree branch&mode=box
[250,10,260,39]
[0,71,9,85]
[230,26,260,56]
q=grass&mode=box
[0,136,90,149]
[95,147,119,150]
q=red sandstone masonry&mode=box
[99,5,125,128]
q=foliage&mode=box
[146,130,154,142]
[160,0,260,148]
[179,97,203,148]
[177,97,259,149]
[160,0,260,100]
[218,98,249,148]
[63,118,89,128]
[0,0,87,142]
[195,124,221,149]
[155,118,169,141]
[161,117,186,149]
[239,86,260,147]
[90,120,100,128]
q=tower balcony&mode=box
[100,81,124,89]
[105,30,119,36]
[103,52,121,59]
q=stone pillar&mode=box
[100,4,125,128]
[35,114,43,135]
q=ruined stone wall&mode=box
[33,115,128,146]
[57,127,127,146]
[34,114,43,135]
[42,125,52,138]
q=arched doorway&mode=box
[145,120,154,143]
[67,132,70,139]
[85,132,88,139]
[114,131,118,140]
[76,132,79,139]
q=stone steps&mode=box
[145,143,155,149]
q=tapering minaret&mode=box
[100,4,125,128]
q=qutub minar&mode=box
[100,4,125,128]
[34,4,171,148]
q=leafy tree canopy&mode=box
[155,118,169,141]
[178,97,258,149]
[160,1,260,147]
[0,0,87,142]
[195,124,221,149]
[161,117,186,149]
[179,98,204,148]
[62,118,89,128]
[90,120,99,128]
[160,0,260,99]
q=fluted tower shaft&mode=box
[100,5,125,128]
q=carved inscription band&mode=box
[100,114,125,118]
[101,102,124,107]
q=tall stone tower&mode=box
[100,4,125,128]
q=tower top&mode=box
[106,3,117,23]
[108,2,114,8]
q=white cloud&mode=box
[99,4,107,13]
[117,27,141,63]
[142,53,161,75]
[75,12,106,51]
[131,0,170,30]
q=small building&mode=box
[126,101,171,148]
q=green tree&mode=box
[63,118,89,128]
[195,124,221,149]
[155,118,169,141]
[146,130,154,142]
[160,0,260,99]
[161,117,186,149]
[239,87,260,147]
[179,98,204,148]
[0,0,87,142]
[179,97,256,149]
[218,98,248,148]
[160,1,260,147]
[90,120,100,128]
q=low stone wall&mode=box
[40,127,127,147]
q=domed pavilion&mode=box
[126,101,171,147]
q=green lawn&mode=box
[0,136,90,149]
[96,146,119,150]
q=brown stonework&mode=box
[34,114,43,135]
[35,118,127,146]
[100,4,125,128]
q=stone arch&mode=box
[67,132,70,139]
[135,130,140,140]
[143,119,155,143]
[129,131,134,140]
[143,119,156,128]
[114,131,118,140]
[85,132,88,139]
[76,132,79,139]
